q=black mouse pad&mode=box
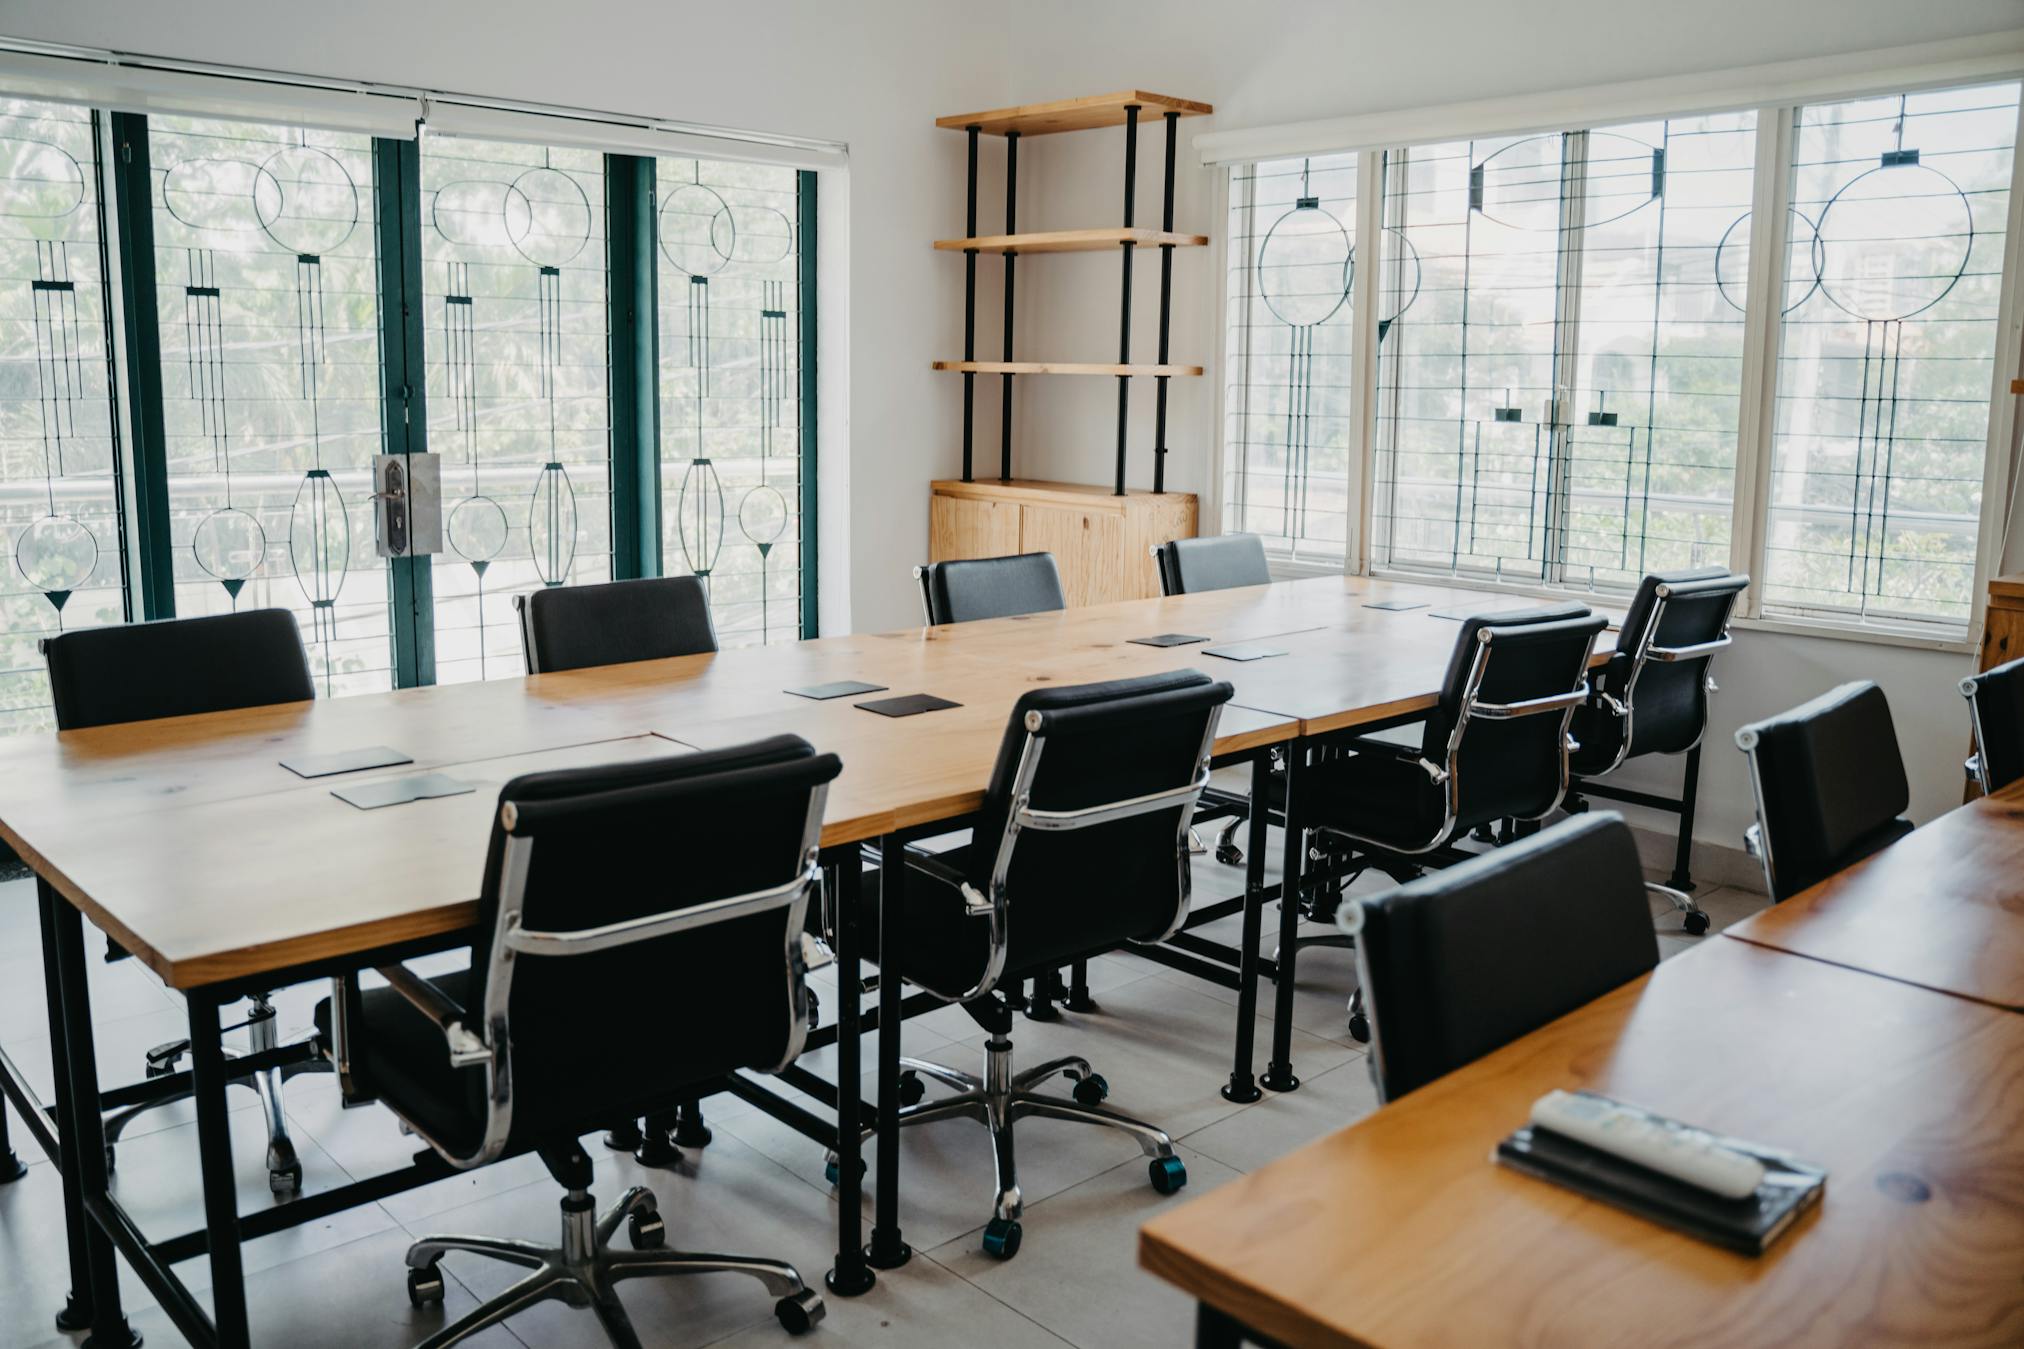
[1128,633,1212,647]
[1363,600,1429,612]
[787,680,890,700]
[332,772,475,811]
[1202,642,1287,662]
[281,745,414,778]
[856,693,962,718]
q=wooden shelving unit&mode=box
[933,227,1208,255]
[935,90,1211,137]
[931,359,1204,377]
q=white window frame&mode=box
[1199,32,2024,652]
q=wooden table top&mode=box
[1139,938,2024,1348]
[1723,780,2024,1013]
[0,574,1611,989]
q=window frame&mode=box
[1208,51,2024,653]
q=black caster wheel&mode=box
[603,1120,644,1152]
[981,1216,1022,1260]
[269,1164,303,1196]
[634,1133,683,1170]
[0,1148,25,1184]
[1683,911,1711,936]
[1214,844,1243,866]
[672,1112,713,1149]
[804,988,821,1033]
[1148,1156,1188,1195]
[104,1143,116,1177]
[1071,1073,1109,1107]
[897,1071,926,1107]
[407,1264,445,1308]
[1347,1012,1370,1044]
[775,1289,825,1335]
[628,1210,666,1250]
[823,1153,866,1188]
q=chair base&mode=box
[405,1183,822,1348]
[851,1034,1185,1259]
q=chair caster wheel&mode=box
[897,1071,926,1107]
[1683,911,1710,936]
[1215,844,1243,867]
[804,987,821,1033]
[672,1115,713,1149]
[1347,1012,1370,1044]
[407,1264,445,1308]
[628,1210,666,1250]
[1071,1073,1109,1107]
[1149,1156,1188,1195]
[981,1216,1022,1260]
[269,1163,303,1196]
[775,1288,825,1335]
[104,1143,116,1177]
[603,1120,644,1152]
[823,1152,866,1188]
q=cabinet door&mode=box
[930,493,1020,562]
[1019,504,1125,607]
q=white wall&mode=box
[5,0,2011,843]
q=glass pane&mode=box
[1558,111,1755,590]
[656,158,803,644]
[0,100,126,734]
[423,137,610,683]
[1373,134,1563,582]
[1763,82,2019,633]
[149,114,390,695]
[1222,153,1357,566]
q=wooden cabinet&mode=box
[1967,572,2024,800]
[928,479,1197,607]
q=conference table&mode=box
[0,572,1609,1349]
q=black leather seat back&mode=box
[1153,534,1270,596]
[965,671,1233,975]
[1615,569,1746,758]
[475,736,839,1141]
[919,553,1066,625]
[44,609,315,729]
[1967,655,2024,793]
[1355,812,1658,1101]
[518,575,717,673]
[1739,681,1912,901]
[1423,605,1606,827]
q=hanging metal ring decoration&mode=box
[659,182,735,276]
[254,144,359,255]
[1471,132,1661,233]
[162,157,279,234]
[528,463,579,586]
[1714,207,1825,316]
[0,136,86,237]
[1256,197,1352,329]
[677,457,727,576]
[193,506,268,589]
[507,165,592,267]
[14,513,98,603]
[1812,161,1973,322]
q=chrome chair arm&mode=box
[1647,634,1732,662]
[375,962,492,1068]
[1470,687,1590,719]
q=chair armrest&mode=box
[903,848,995,918]
[1471,687,1589,719]
[375,962,492,1068]
[1647,634,1731,662]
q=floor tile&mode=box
[1179,1056,1380,1174]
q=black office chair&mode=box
[847,670,1231,1260]
[915,552,1066,625]
[1302,604,1607,1042]
[1340,812,1659,1102]
[514,574,721,1167]
[1151,533,1271,598]
[1961,655,2024,795]
[1565,567,1748,924]
[1735,681,1913,902]
[315,736,838,1346]
[42,608,319,1194]
[1151,533,1278,867]
[514,575,716,673]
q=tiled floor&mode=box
[0,846,1767,1348]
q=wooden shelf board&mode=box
[932,360,1203,377]
[933,477,1196,507]
[935,228,1208,255]
[937,91,1212,137]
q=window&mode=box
[656,157,807,645]
[1222,153,1358,565]
[423,136,611,684]
[1760,83,2018,631]
[148,114,392,696]
[1368,111,1757,589]
[0,98,126,732]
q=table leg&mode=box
[0,1081,24,1183]
[189,990,251,1348]
[825,850,874,1296]
[1196,1302,1247,1348]
[1669,743,1702,892]
[867,833,911,1270]
[1221,754,1271,1103]
[1261,746,1303,1093]
[44,880,141,1347]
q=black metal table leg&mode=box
[38,880,95,1333]
[1669,743,1702,892]
[867,833,911,1269]
[1195,1301,1247,1348]
[45,880,141,1347]
[1222,754,1272,1103]
[1066,958,1097,1013]
[1262,746,1304,1093]
[0,1085,24,1183]
[189,990,251,1348]
[825,848,874,1296]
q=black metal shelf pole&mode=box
[961,125,980,483]
[1114,104,1140,497]
[1000,130,1019,482]
[1152,111,1179,495]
